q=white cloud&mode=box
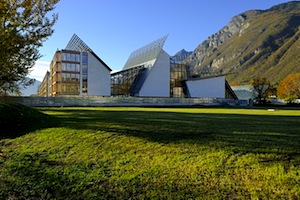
[29,61,50,82]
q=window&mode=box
[71,63,75,71]
[62,53,67,61]
[75,54,80,62]
[66,63,71,71]
[62,53,80,62]
[62,63,66,71]
[62,84,80,93]
[62,73,80,82]
[82,66,88,75]
[61,73,66,81]
[82,84,87,93]
[67,53,71,61]
[82,52,88,65]
[62,63,80,72]
[82,75,87,83]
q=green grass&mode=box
[1,105,300,199]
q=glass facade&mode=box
[170,63,189,97]
[111,65,144,96]
[82,52,88,94]
[62,53,80,62]
[62,63,80,72]
[61,73,80,82]
[48,50,82,96]
[61,83,80,94]
[82,52,88,65]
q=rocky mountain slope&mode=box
[183,1,300,85]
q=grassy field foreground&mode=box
[0,105,300,199]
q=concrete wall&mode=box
[186,76,226,98]
[139,50,170,97]
[87,53,111,96]
[0,96,239,107]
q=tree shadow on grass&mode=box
[2,108,300,199]
[0,103,60,139]
[46,108,300,157]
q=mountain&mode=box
[21,80,41,96]
[183,1,300,85]
[171,49,192,63]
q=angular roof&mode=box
[65,34,93,52]
[65,34,112,71]
[123,35,168,70]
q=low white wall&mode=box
[186,76,225,98]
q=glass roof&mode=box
[65,34,93,52]
[123,35,168,70]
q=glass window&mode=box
[62,84,80,93]
[66,73,70,81]
[75,54,80,62]
[82,52,88,65]
[71,54,75,61]
[82,75,87,83]
[82,84,87,93]
[62,53,67,61]
[62,63,66,71]
[62,73,66,81]
[72,74,78,82]
[82,66,88,75]
[67,53,71,61]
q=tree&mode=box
[277,73,300,102]
[251,77,271,104]
[0,0,59,95]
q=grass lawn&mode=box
[0,105,300,199]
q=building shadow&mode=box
[46,108,300,160]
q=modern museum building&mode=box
[38,34,237,100]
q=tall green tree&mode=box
[0,0,59,95]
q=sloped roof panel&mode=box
[123,35,168,70]
[65,34,112,71]
[65,34,92,52]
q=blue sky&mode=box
[31,0,294,81]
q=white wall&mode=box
[87,53,111,96]
[186,76,225,98]
[139,50,170,97]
